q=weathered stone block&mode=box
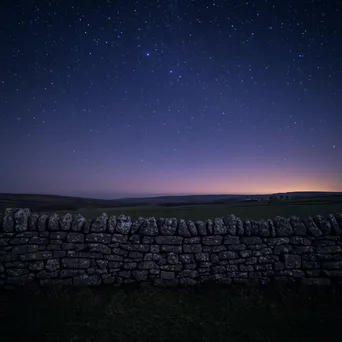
[14,208,30,232]
[132,270,148,281]
[20,251,52,261]
[179,254,194,264]
[185,237,201,244]
[195,252,210,261]
[61,258,90,269]
[240,264,254,272]
[240,237,262,245]
[91,213,108,232]
[47,244,61,251]
[274,245,292,254]
[274,262,285,271]
[223,215,238,235]
[273,216,293,236]
[284,254,301,268]
[320,261,342,269]
[46,259,60,271]
[258,220,270,237]
[323,270,342,277]
[86,233,111,244]
[178,219,191,237]
[96,260,108,269]
[114,215,131,234]
[292,246,314,254]
[316,246,341,254]
[218,251,238,260]
[12,245,39,255]
[327,214,342,235]
[71,214,86,232]
[47,213,60,231]
[142,236,154,244]
[159,243,180,253]
[183,244,202,253]
[202,236,223,245]
[128,252,143,259]
[3,208,16,232]
[196,221,207,235]
[123,262,137,270]
[167,252,179,264]
[161,271,176,279]
[67,233,84,243]
[224,236,239,245]
[139,217,158,236]
[239,250,252,258]
[227,244,246,251]
[60,213,73,231]
[138,261,157,269]
[313,215,332,235]
[302,261,320,269]
[302,217,323,236]
[158,217,177,236]
[267,238,289,246]
[28,261,44,271]
[187,220,198,236]
[289,216,306,236]
[88,243,111,254]
[211,265,226,274]
[213,218,227,235]
[155,236,183,245]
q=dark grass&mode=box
[1,194,342,221]
[1,283,342,342]
[48,199,342,221]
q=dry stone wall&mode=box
[1,208,342,288]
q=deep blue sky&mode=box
[0,0,341,199]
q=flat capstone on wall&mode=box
[1,208,342,288]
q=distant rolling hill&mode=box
[0,191,342,212]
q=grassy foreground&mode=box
[1,284,341,342]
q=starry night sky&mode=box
[1,0,341,199]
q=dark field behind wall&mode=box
[1,193,342,220]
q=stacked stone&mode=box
[0,208,342,287]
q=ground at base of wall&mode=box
[0,283,341,342]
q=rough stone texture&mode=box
[1,209,342,288]
[213,218,227,235]
[158,218,177,236]
[224,215,237,235]
[289,216,306,236]
[3,208,15,232]
[302,216,323,236]
[14,208,30,232]
[273,217,293,236]
[313,215,332,235]
[91,213,108,232]
[243,220,251,236]
[72,214,87,232]
[196,221,207,236]
[178,219,191,237]
[48,213,60,231]
[140,217,158,236]
[327,214,342,235]
[258,220,270,237]
[116,215,132,234]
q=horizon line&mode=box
[0,190,341,201]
